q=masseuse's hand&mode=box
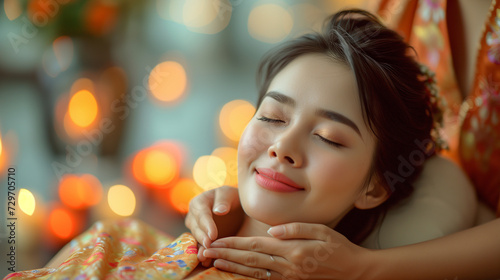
[185,186,244,267]
[202,222,371,280]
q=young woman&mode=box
[4,9,464,280]
[186,4,500,279]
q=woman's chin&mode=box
[241,202,295,226]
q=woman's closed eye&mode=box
[316,134,344,148]
[258,116,344,148]
[256,116,285,124]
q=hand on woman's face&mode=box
[237,53,384,227]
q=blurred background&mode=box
[0,0,369,276]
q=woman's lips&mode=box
[254,168,304,193]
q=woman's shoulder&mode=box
[415,155,477,207]
[363,155,478,249]
[418,155,472,186]
[410,155,477,231]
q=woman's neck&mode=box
[235,215,272,237]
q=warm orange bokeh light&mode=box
[149,61,187,104]
[132,142,183,188]
[19,188,36,216]
[59,174,103,209]
[219,100,255,142]
[108,184,136,216]
[144,149,177,186]
[211,147,238,186]
[68,90,98,128]
[28,0,55,25]
[248,4,293,43]
[4,0,22,21]
[70,78,95,96]
[193,155,227,191]
[168,178,203,214]
[49,208,75,239]
[85,0,118,36]
[0,131,15,172]
[63,111,82,139]
[132,149,148,184]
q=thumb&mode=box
[267,223,342,243]
[212,186,240,215]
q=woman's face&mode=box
[237,53,381,227]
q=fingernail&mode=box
[204,249,218,258]
[203,237,210,249]
[214,259,227,270]
[213,204,228,214]
[267,226,284,237]
[210,241,226,248]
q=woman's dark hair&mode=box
[256,9,438,244]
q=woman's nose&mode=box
[267,133,303,167]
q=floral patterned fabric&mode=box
[377,0,500,216]
[460,4,500,216]
[3,219,254,280]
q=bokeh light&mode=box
[108,184,136,216]
[28,0,56,25]
[84,0,119,36]
[63,110,82,139]
[168,178,203,214]
[4,0,22,21]
[211,147,238,186]
[193,155,226,191]
[49,207,76,239]
[248,4,293,43]
[132,150,178,188]
[70,78,95,96]
[157,0,231,34]
[219,99,255,142]
[131,141,184,188]
[183,0,232,34]
[144,149,177,186]
[19,189,36,216]
[59,174,103,209]
[0,130,16,172]
[183,0,219,28]
[68,90,99,128]
[149,61,187,104]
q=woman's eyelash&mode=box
[316,135,343,148]
[256,116,284,123]
[257,116,343,148]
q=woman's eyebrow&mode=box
[316,109,362,139]
[264,91,296,107]
[264,91,362,139]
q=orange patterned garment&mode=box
[3,219,254,280]
[377,0,500,216]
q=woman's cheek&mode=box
[311,156,359,193]
[238,121,274,163]
[238,122,258,165]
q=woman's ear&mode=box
[354,182,389,210]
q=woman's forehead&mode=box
[266,54,362,118]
